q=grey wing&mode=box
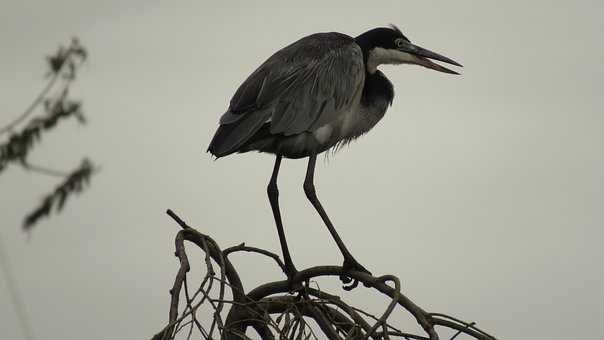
[222,32,365,136]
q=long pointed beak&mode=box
[400,43,463,75]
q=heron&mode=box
[207,25,461,287]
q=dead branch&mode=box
[152,209,498,340]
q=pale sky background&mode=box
[1,1,603,339]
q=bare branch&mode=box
[21,161,70,177]
[224,243,286,273]
[153,210,498,340]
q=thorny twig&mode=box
[152,209,498,340]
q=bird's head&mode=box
[355,25,462,75]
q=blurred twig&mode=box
[0,232,34,340]
[0,37,95,231]
[0,37,86,136]
[22,158,95,230]
[0,88,85,173]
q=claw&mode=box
[342,279,359,291]
[339,274,352,283]
[340,257,372,290]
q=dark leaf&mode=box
[1,95,85,171]
[22,159,95,230]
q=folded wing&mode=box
[208,32,365,157]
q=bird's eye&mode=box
[395,38,406,48]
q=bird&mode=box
[207,25,461,287]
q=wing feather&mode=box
[221,32,364,136]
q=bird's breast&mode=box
[311,96,390,151]
[240,91,391,159]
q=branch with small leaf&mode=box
[0,38,96,230]
[22,158,95,231]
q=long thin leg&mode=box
[267,155,297,279]
[303,154,370,277]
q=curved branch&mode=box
[224,243,286,273]
[154,211,498,340]
[251,296,359,339]
[306,288,374,337]
[152,209,274,340]
[363,275,401,340]
[237,266,438,340]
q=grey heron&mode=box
[207,25,461,287]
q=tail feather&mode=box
[207,109,271,157]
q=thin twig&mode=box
[0,73,60,135]
[224,243,286,272]
[21,161,70,177]
[364,275,401,340]
[0,232,34,340]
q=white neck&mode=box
[366,47,415,74]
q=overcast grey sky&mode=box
[1,1,603,339]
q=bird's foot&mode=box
[340,257,372,291]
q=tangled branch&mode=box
[152,210,498,340]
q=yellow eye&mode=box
[395,38,406,48]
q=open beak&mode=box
[400,43,462,75]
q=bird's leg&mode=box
[267,155,299,289]
[303,154,372,287]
